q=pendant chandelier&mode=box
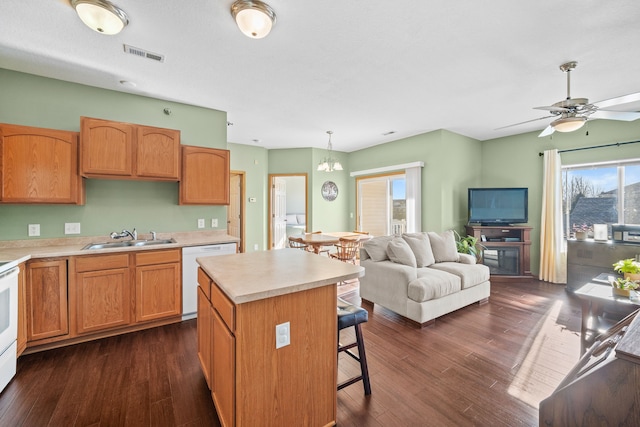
[317,131,343,172]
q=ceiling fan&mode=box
[501,61,640,137]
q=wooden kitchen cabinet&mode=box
[74,253,131,334]
[211,306,235,427]
[197,285,212,389]
[135,249,181,323]
[0,123,85,204]
[180,145,230,205]
[80,117,180,181]
[17,262,27,356]
[26,258,69,342]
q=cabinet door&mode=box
[136,125,180,180]
[80,117,134,177]
[17,263,27,356]
[197,286,212,389]
[135,261,181,322]
[0,124,84,204]
[180,145,230,205]
[26,259,68,341]
[212,308,235,427]
[76,268,131,334]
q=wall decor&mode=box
[321,181,338,201]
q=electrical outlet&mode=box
[254,244,259,251]
[197,218,205,229]
[64,222,81,234]
[275,322,290,349]
[211,218,218,227]
[28,224,40,237]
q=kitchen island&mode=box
[196,249,364,427]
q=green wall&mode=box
[348,129,483,232]
[482,119,640,274]
[0,69,228,240]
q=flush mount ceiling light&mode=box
[317,131,343,172]
[230,0,276,39]
[71,0,129,35]
[551,114,587,133]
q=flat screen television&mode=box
[468,187,528,226]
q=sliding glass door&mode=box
[357,173,406,236]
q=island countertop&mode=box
[197,248,364,304]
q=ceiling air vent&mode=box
[123,44,165,63]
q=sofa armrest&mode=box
[457,253,477,265]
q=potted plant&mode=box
[453,230,483,260]
[572,223,591,240]
[609,276,639,297]
[613,258,640,281]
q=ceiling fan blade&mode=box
[534,105,569,113]
[495,115,555,130]
[593,92,640,109]
[538,125,555,137]
[590,110,640,121]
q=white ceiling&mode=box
[1,0,640,152]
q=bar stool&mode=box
[337,297,371,395]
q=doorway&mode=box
[228,171,245,252]
[268,174,308,249]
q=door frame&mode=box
[268,173,308,250]
[229,170,246,253]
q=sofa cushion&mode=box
[408,269,461,302]
[429,262,490,289]
[362,235,394,262]
[428,230,459,263]
[386,237,417,267]
[286,214,298,225]
[402,232,436,267]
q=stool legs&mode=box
[338,323,371,395]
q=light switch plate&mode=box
[64,222,81,234]
[211,218,218,228]
[275,321,290,349]
[28,224,40,237]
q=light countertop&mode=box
[197,249,364,304]
[0,230,239,274]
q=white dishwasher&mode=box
[182,243,237,319]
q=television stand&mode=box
[465,225,533,282]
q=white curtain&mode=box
[539,149,567,283]
[405,166,422,233]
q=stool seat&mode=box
[338,299,368,330]
[337,297,371,395]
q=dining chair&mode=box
[330,237,361,265]
[288,236,308,251]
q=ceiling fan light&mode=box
[71,0,128,35]
[231,0,276,39]
[552,116,586,133]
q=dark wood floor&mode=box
[0,280,582,427]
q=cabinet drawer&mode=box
[75,253,129,272]
[136,249,181,266]
[210,280,235,332]
[198,267,211,300]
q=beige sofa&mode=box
[359,231,490,327]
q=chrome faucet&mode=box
[110,228,137,240]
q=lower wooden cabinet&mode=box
[17,263,27,356]
[197,286,212,389]
[26,258,69,342]
[74,253,131,335]
[211,307,235,427]
[135,249,181,322]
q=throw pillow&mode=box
[427,230,459,263]
[386,237,417,268]
[362,235,394,262]
[402,232,435,267]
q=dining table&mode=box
[298,232,369,254]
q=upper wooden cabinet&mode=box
[180,145,230,205]
[0,123,85,204]
[80,117,180,181]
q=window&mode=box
[356,173,406,236]
[562,159,640,238]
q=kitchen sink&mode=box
[82,238,176,250]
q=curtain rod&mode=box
[538,139,640,156]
